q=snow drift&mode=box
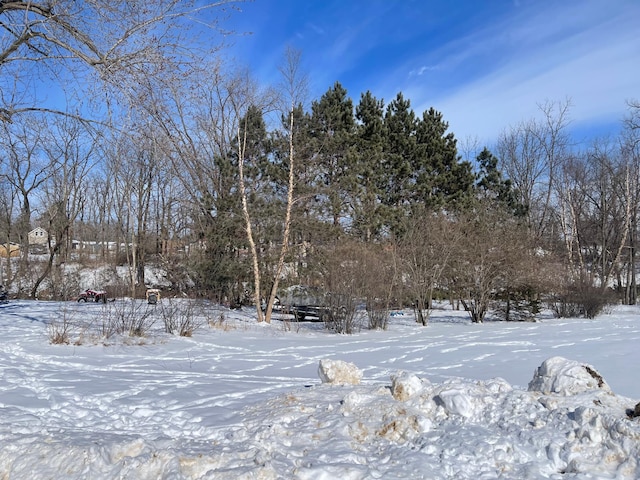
[0,301,639,479]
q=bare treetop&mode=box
[0,0,241,121]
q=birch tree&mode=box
[262,47,308,324]
[620,101,640,304]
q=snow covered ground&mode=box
[0,299,639,479]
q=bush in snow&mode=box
[159,297,206,336]
[316,242,368,334]
[548,280,615,319]
[47,307,77,344]
[100,299,156,338]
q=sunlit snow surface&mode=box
[0,300,639,479]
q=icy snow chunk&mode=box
[483,377,513,394]
[390,372,426,401]
[341,390,367,411]
[318,359,362,385]
[528,356,611,395]
[435,389,475,418]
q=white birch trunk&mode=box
[237,125,264,322]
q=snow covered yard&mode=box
[0,300,639,479]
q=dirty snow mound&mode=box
[318,359,362,385]
[528,356,611,395]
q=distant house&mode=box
[0,243,20,258]
[28,227,49,245]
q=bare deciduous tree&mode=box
[449,204,536,323]
[0,0,239,121]
[497,99,572,243]
[32,116,93,298]
[397,210,457,325]
[0,115,51,292]
[620,104,640,304]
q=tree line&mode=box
[1,1,639,328]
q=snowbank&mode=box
[234,356,639,479]
[1,301,639,479]
[5,356,637,479]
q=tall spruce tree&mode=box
[475,147,523,215]
[309,82,356,231]
[353,91,386,241]
[382,95,472,234]
[413,107,474,209]
[382,93,418,233]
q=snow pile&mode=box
[232,356,639,479]
[528,355,612,395]
[391,371,426,401]
[318,359,362,385]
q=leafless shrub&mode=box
[367,307,389,330]
[47,307,76,344]
[316,240,398,333]
[160,298,206,336]
[323,293,360,334]
[100,299,156,338]
[397,210,457,326]
[318,242,370,334]
[548,280,615,319]
[448,204,540,324]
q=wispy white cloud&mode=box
[409,65,440,77]
[306,22,326,36]
[410,1,640,144]
[227,0,638,146]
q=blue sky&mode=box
[223,0,640,147]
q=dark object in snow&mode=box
[0,285,7,303]
[265,286,334,322]
[146,288,160,305]
[289,304,333,322]
[263,298,332,322]
[627,402,640,419]
[584,365,605,388]
[77,289,108,303]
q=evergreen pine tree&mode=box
[382,92,418,233]
[413,107,474,210]
[309,82,356,231]
[475,147,525,216]
[353,91,386,241]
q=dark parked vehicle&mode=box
[77,289,108,303]
[266,285,333,322]
[288,304,332,322]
